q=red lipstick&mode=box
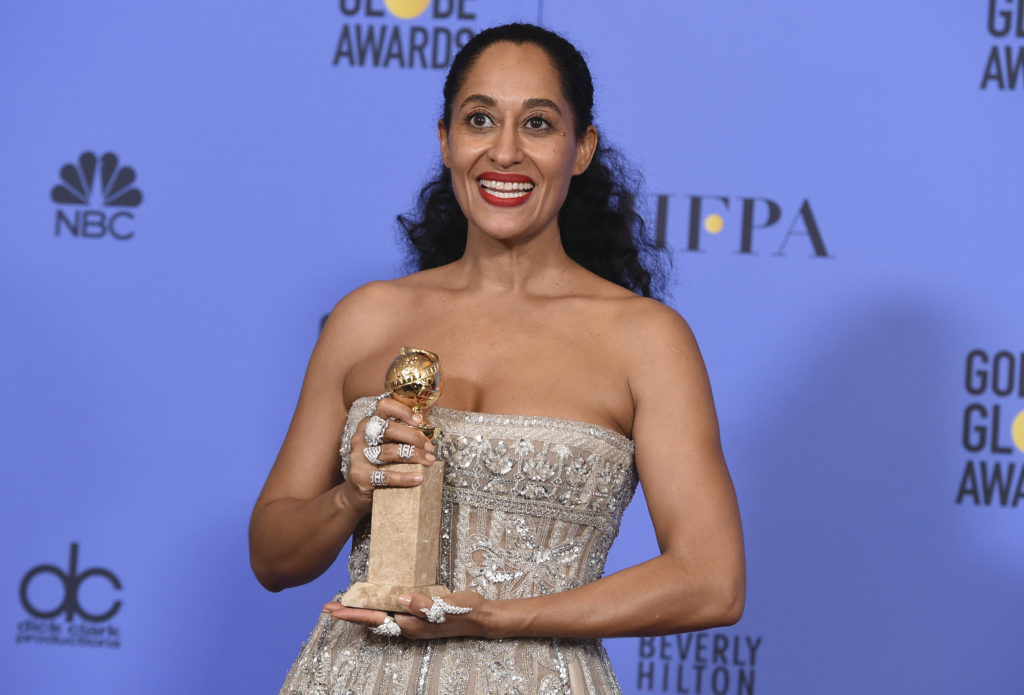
[477,172,535,207]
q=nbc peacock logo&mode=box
[51,151,143,241]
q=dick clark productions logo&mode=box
[51,151,143,240]
[16,543,123,648]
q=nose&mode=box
[488,123,523,168]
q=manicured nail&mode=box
[410,474,423,483]
[425,453,436,462]
[412,413,423,424]
[398,595,412,607]
[425,441,436,452]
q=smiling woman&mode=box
[251,22,745,695]
[401,24,663,299]
[439,42,596,246]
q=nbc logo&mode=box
[51,151,143,240]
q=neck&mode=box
[453,225,578,295]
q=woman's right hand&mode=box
[343,395,437,514]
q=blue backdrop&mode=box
[3,1,1022,692]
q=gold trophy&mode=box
[340,347,450,613]
[385,348,443,441]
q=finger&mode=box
[378,421,436,452]
[355,415,395,448]
[322,602,388,626]
[357,441,385,468]
[398,593,433,619]
[357,413,391,446]
[370,468,424,489]
[400,593,475,624]
[378,442,435,466]
[356,442,433,469]
[374,397,424,428]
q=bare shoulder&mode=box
[590,285,697,356]
[323,274,435,331]
[327,277,415,315]
[317,279,413,359]
[607,296,708,405]
[319,271,452,364]
[620,296,697,351]
[386,264,453,291]
[563,271,699,371]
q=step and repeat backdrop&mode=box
[3,1,1022,693]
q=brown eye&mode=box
[467,112,493,128]
[525,116,551,131]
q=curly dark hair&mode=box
[399,23,668,299]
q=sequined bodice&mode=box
[341,398,637,600]
[282,397,637,695]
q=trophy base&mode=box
[340,582,451,614]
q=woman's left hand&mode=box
[322,591,490,639]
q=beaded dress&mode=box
[280,396,638,695]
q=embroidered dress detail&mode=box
[280,397,637,695]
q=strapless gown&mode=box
[280,396,637,695]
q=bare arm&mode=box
[248,287,433,592]
[327,300,745,637]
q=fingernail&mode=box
[398,595,412,607]
[410,474,423,483]
[425,441,436,452]
[412,413,423,424]
[425,453,436,462]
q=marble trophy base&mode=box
[340,457,449,614]
[340,582,450,614]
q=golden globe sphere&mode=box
[385,347,443,414]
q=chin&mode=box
[474,221,546,243]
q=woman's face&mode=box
[439,41,597,246]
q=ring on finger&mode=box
[370,392,390,410]
[363,445,383,466]
[365,415,389,447]
[420,596,472,624]
[397,443,414,460]
[369,614,401,637]
[370,469,388,489]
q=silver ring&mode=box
[364,415,389,447]
[370,469,388,488]
[369,615,401,637]
[363,445,383,466]
[397,443,414,460]
[420,596,472,624]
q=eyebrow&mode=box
[459,94,563,115]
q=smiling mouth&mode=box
[477,173,535,206]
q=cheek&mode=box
[548,152,580,186]
[447,163,475,209]
[447,140,479,173]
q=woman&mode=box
[250,23,745,694]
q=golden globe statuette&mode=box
[386,347,443,441]
[340,348,450,613]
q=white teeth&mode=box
[479,179,535,192]
[484,188,531,199]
